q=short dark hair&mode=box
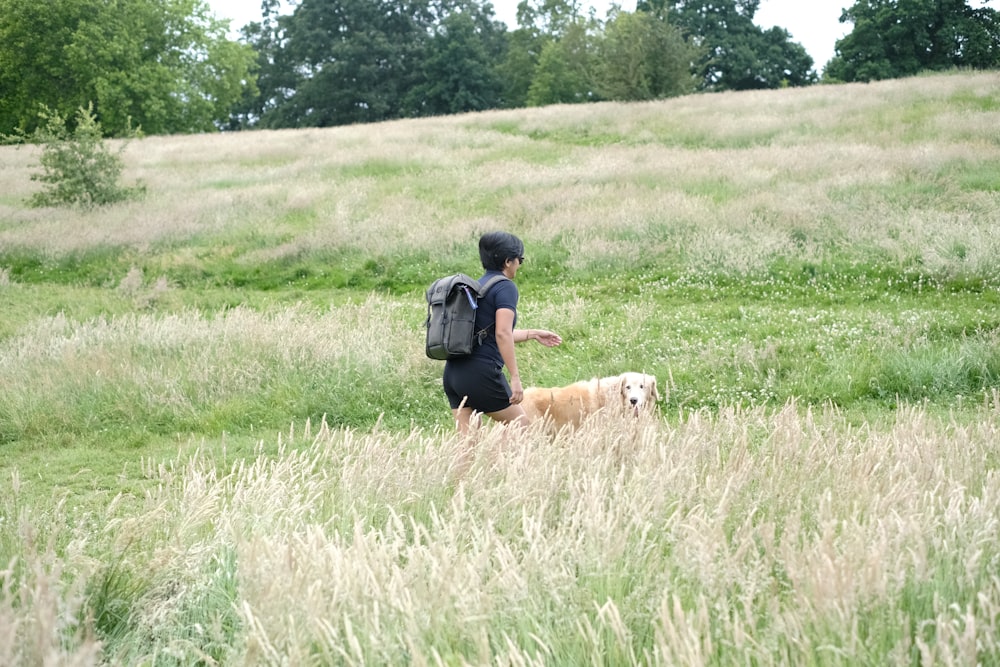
[479,231,525,271]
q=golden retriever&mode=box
[521,372,660,430]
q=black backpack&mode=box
[424,273,510,360]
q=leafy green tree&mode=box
[595,8,700,100]
[230,4,303,129]
[0,0,257,136]
[403,10,506,116]
[495,0,588,108]
[516,0,588,38]
[251,0,516,127]
[752,26,816,88]
[662,0,816,90]
[496,27,548,108]
[253,0,434,128]
[826,0,1000,82]
[527,18,597,105]
[0,0,91,135]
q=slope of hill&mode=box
[1,71,1000,667]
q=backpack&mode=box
[424,273,510,360]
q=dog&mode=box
[521,372,661,430]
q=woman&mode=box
[443,231,562,434]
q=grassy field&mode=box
[1,70,999,664]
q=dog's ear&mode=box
[609,375,625,407]
[649,375,660,402]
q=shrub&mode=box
[29,103,145,208]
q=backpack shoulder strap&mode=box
[471,275,511,345]
[476,274,510,297]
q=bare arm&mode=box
[495,308,522,403]
[514,328,563,346]
[500,321,563,405]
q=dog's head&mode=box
[617,372,660,416]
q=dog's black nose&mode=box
[630,398,638,405]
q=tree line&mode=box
[1,0,997,138]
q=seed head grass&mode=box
[2,72,997,285]
[4,402,1000,664]
[1,71,1000,663]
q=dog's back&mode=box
[522,373,659,430]
[522,378,600,429]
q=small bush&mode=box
[29,103,145,208]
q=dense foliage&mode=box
[1,0,815,136]
[3,0,998,136]
[0,0,257,136]
[659,0,817,90]
[241,0,805,126]
[826,0,1000,81]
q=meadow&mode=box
[1,70,999,664]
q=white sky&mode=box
[206,0,998,71]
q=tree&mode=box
[516,0,588,38]
[250,0,520,127]
[0,0,257,136]
[0,0,92,135]
[495,0,589,109]
[496,27,548,108]
[825,0,1000,82]
[228,1,297,130]
[662,0,816,91]
[595,8,700,100]
[403,9,507,116]
[753,26,816,88]
[253,0,436,128]
[527,18,597,105]
[29,104,144,208]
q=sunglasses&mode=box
[516,256,525,265]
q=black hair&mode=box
[479,231,524,271]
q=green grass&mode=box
[1,71,1000,664]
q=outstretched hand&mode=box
[534,330,562,348]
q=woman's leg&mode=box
[450,404,527,481]
[450,406,479,480]
[452,406,477,435]
[486,404,529,428]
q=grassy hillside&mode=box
[1,71,999,665]
[2,71,998,442]
[3,72,999,292]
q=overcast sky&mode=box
[206,0,997,72]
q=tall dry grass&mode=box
[4,278,993,448]
[2,71,999,665]
[0,298,432,442]
[4,399,999,664]
[1,72,998,280]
